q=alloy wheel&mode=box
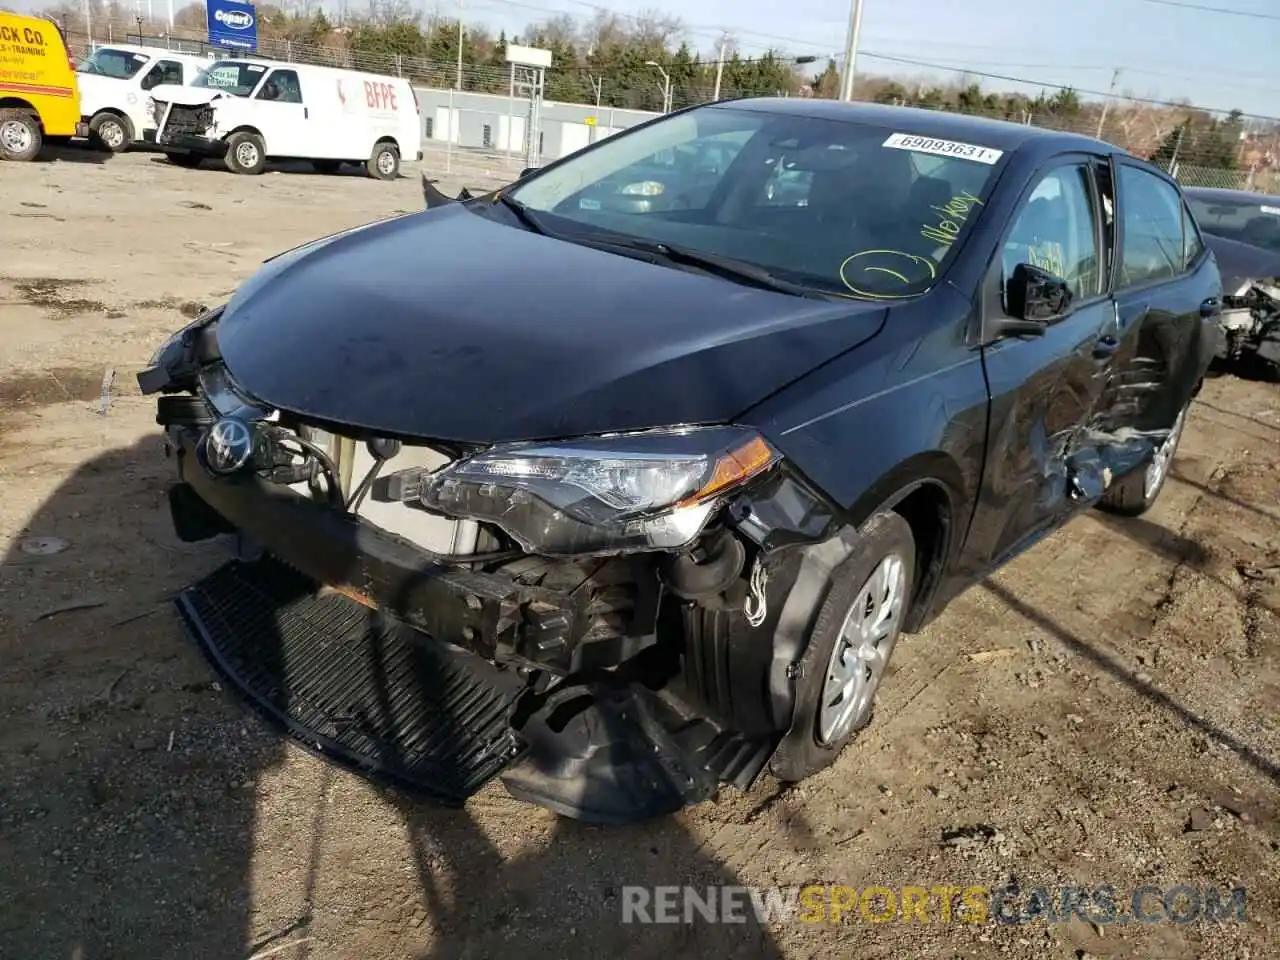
[0,119,32,155]
[1144,407,1186,501]
[818,552,908,744]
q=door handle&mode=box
[1093,334,1119,359]
[304,107,309,119]
[1199,297,1221,318]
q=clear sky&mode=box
[19,0,1280,117]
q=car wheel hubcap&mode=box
[1,120,32,154]
[102,120,123,147]
[377,151,395,174]
[818,553,907,745]
[1144,407,1186,501]
[237,142,258,167]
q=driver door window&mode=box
[256,69,303,104]
[1001,164,1102,311]
[141,59,183,91]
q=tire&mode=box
[0,109,42,162]
[311,159,341,174]
[224,131,266,175]
[167,151,204,169]
[770,510,916,783]
[1097,403,1188,517]
[89,111,132,152]
[367,141,399,180]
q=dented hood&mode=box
[1205,232,1280,292]
[213,205,889,444]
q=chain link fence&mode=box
[64,25,1280,195]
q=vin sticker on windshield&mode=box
[882,133,1004,165]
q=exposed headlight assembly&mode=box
[389,426,779,557]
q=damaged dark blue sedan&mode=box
[139,99,1222,824]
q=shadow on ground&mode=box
[0,436,782,959]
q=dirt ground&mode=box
[0,145,1277,960]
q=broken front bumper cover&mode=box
[167,425,604,672]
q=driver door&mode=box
[252,68,309,157]
[963,153,1122,571]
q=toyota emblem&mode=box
[201,417,256,475]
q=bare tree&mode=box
[628,7,683,50]
[580,9,626,53]
[364,0,414,27]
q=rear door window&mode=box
[1117,165,1187,288]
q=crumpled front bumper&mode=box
[166,424,588,670]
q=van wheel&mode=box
[769,510,916,783]
[311,159,341,174]
[225,132,266,175]
[368,142,399,180]
[89,111,132,152]
[0,110,42,162]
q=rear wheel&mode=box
[89,111,132,152]
[367,141,399,180]
[224,131,266,175]
[0,110,42,162]
[1097,403,1188,517]
[770,510,916,782]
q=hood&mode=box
[149,84,223,106]
[214,205,890,444]
[1204,232,1280,292]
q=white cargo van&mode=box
[147,58,423,179]
[75,44,212,151]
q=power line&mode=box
[1135,0,1280,19]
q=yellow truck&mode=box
[0,11,86,161]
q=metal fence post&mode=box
[446,87,454,175]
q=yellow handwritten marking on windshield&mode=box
[1027,242,1065,280]
[839,249,938,299]
[921,191,984,248]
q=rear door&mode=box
[1105,160,1221,437]
[965,153,1119,569]
[253,67,309,157]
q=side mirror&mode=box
[999,262,1072,336]
[519,166,538,179]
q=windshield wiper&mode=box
[491,193,552,236]
[573,234,825,298]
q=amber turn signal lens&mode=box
[678,435,777,507]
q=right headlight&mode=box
[391,426,780,558]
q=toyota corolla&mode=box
[139,99,1221,824]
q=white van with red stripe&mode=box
[147,57,422,179]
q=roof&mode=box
[709,97,1116,156]
[1183,185,1280,205]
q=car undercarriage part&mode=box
[1220,278,1280,369]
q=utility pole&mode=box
[455,0,464,91]
[712,37,727,101]
[837,0,865,102]
[1095,67,1121,138]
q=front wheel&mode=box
[224,131,266,175]
[770,510,916,783]
[1097,404,1188,517]
[89,111,132,152]
[367,141,399,180]
[0,109,42,162]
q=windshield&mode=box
[191,60,265,97]
[77,47,149,79]
[508,106,1007,298]
[1186,194,1280,254]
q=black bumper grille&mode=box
[176,557,528,802]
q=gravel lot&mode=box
[0,145,1277,960]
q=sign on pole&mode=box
[206,0,258,52]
